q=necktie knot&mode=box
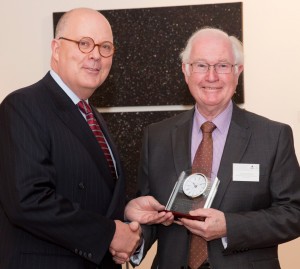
[201,121,216,133]
[77,100,92,115]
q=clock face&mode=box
[182,173,208,198]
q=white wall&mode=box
[1,0,300,268]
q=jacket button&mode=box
[88,253,92,259]
[75,248,78,254]
[78,182,85,189]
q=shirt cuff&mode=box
[130,238,145,265]
[222,236,228,248]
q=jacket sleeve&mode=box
[224,123,300,254]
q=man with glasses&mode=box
[125,28,300,268]
[0,7,143,269]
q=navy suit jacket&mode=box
[0,72,124,269]
[138,103,300,269]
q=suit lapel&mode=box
[42,73,116,191]
[172,109,194,179]
[91,107,126,218]
[212,104,252,209]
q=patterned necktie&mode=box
[77,100,117,180]
[188,121,216,269]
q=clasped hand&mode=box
[110,196,175,264]
[109,220,141,264]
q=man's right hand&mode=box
[124,196,174,225]
[109,220,141,264]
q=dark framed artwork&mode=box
[53,2,243,199]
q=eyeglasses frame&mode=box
[187,61,237,74]
[58,37,115,58]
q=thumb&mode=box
[148,196,165,211]
[129,221,140,232]
[189,208,206,216]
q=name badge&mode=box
[233,163,260,182]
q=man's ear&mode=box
[51,39,60,61]
[237,64,244,76]
[182,63,190,84]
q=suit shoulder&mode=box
[2,76,49,106]
[239,108,291,135]
[147,109,193,130]
[244,109,287,127]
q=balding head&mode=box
[55,8,112,40]
[51,8,114,100]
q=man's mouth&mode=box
[86,67,100,71]
[84,66,101,73]
[202,87,221,90]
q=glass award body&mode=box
[165,170,220,220]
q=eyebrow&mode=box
[191,58,231,63]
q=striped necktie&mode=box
[77,100,117,180]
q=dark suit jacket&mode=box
[0,72,125,269]
[137,103,300,269]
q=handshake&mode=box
[109,196,174,264]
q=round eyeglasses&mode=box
[59,37,115,58]
[188,61,237,74]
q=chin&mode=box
[85,78,104,89]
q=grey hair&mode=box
[180,28,244,74]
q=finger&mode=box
[162,214,175,225]
[155,211,174,222]
[180,218,200,231]
[189,208,210,217]
[180,219,205,236]
[166,213,174,221]
[113,251,130,260]
[144,212,167,224]
[109,247,116,256]
[179,217,191,225]
[113,256,128,264]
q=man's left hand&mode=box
[180,208,227,241]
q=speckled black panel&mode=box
[102,111,184,200]
[53,2,243,107]
[52,3,243,200]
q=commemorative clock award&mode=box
[165,170,220,220]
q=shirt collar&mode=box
[194,101,233,134]
[50,70,88,105]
